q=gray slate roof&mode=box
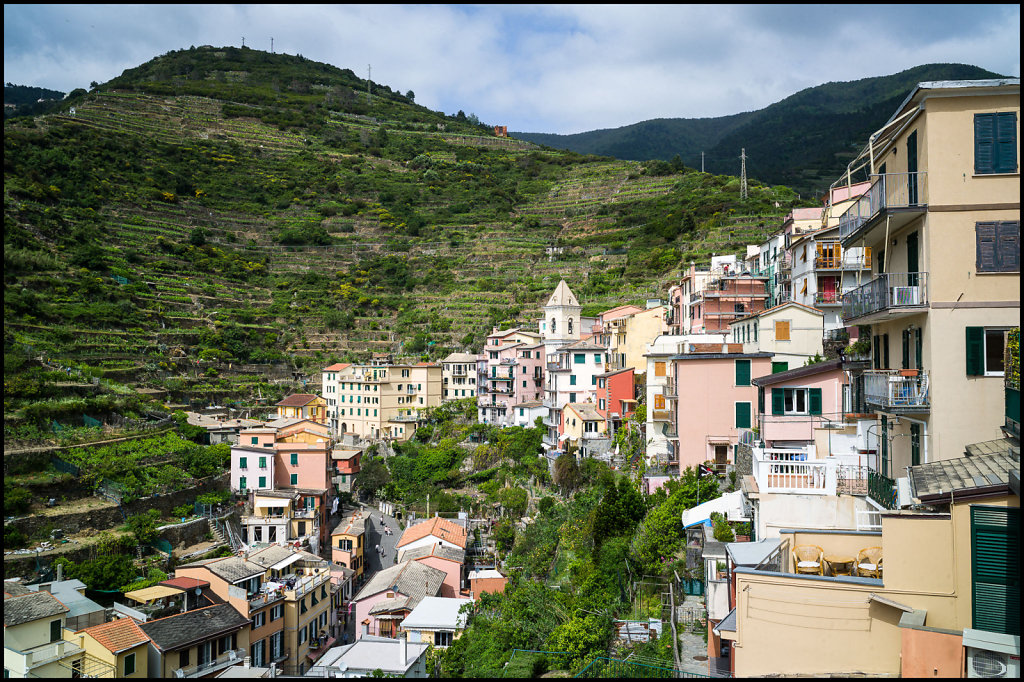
[909,451,1018,500]
[397,543,466,564]
[139,603,251,652]
[4,590,68,627]
[353,560,446,604]
[178,556,264,583]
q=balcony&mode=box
[862,369,930,413]
[752,447,836,496]
[814,289,850,306]
[651,409,673,422]
[294,507,318,519]
[839,172,927,245]
[249,585,287,612]
[815,253,871,270]
[17,640,83,669]
[842,272,928,323]
[174,648,247,678]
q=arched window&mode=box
[567,318,574,335]
[551,318,557,334]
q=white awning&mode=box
[269,553,303,572]
[254,499,289,508]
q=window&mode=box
[251,436,258,445]
[290,453,298,466]
[594,354,602,363]
[654,394,665,410]
[290,474,298,486]
[770,388,823,415]
[970,506,1020,635]
[976,221,1020,273]
[655,362,666,377]
[271,604,283,621]
[598,399,606,410]
[967,327,1008,376]
[259,456,266,468]
[974,112,1018,174]
[775,320,791,341]
[569,374,576,386]
[735,359,751,386]
[735,402,751,429]
[300,598,307,614]
[239,476,247,491]
[124,652,136,676]
[574,354,585,364]
[258,476,266,488]
[569,393,577,402]
[180,648,190,668]
[239,457,247,469]
[252,611,266,629]
[50,619,62,643]
[435,631,454,647]
[771,361,788,374]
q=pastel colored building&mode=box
[441,353,480,401]
[542,339,608,452]
[4,584,84,679]
[396,544,466,599]
[595,304,669,376]
[330,508,367,578]
[836,78,1020,485]
[596,367,636,435]
[399,596,473,648]
[751,358,850,447]
[509,400,546,428]
[467,568,508,599]
[351,561,446,640]
[561,402,609,459]
[138,603,251,679]
[275,394,328,424]
[331,445,361,495]
[69,618,150,678]
[672,344,772,471]
[396,516,468,554]
[730,301,825,371]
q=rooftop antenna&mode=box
[740,148,748,200]
[241,36,245,48]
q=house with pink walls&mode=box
[397,544,466,598]
[673,344,772,472]
[751,358,849,447]
[351,561,446,639]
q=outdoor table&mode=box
[825,554,855,577]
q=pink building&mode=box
[752,358,847,447]
[397,544,466,598]
[352,560,446,639]
[673,346,772,471]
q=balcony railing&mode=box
[815,253,872,270]
[175,648,246,678]
[863,369,930,411]
[842,272,928,322]
[814,290,847,306]
[868,470,898,510]
[752,447,836,495]
[838,172,927,241]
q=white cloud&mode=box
[3,4,1019,134]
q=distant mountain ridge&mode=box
[513,64,1005,196]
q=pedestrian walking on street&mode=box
[375,544,380,554]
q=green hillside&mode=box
[4,45,808,437]
[514,63,1005,196]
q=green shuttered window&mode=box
[966,326,985,376]
[976,221,1020,273]
[975,112,1018,175]
[971,506,1020,635]
[735,359,751,386]
[772,388,785,415]
[735,402,751,429]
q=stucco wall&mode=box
[900,627,963,678]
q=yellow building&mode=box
[835,79,1019,482]
[321,362,443,441]
[597,305,669,376]
[68,618,150,678]
[330,507,367,578]
[719,450,1019,677]
[4,585,84,678]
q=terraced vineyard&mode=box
[5,45,811,432]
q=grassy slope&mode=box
[4,46,811,421]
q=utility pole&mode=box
[701,151,705,173]
[270,37,274,53]
[241,36,245,48]
[740,148,748,200]
[367,65,372,106]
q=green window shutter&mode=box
[966,326,985,376]
[239,457,247,469]
[259,476,266,488]
[735,359,751,386]
[915,329,923,369]
[735,402,751,429]
[574,354,585,364]
[772,361,788,374]
[758,387,765,414]
[239,476,246,490]
[570,374,576,385]
[771,388,785,415]
[809,388,822,415]
[883,334,890,369]
[995,112,1018,174]
[259,457,266,468]
[977,222,999,272]
[996,221,1020,272]
[290,453,298,465]
[971,506,1020,635]
[290,474,298,485]
[975,113,996,174]
[902,330,911,370]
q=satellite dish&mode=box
[194,587,202,596]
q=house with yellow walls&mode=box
[4,584,85,678]
[715,449,1018,677]
[835,78,1019,499]
[594,304,669,377]
[275,394,328,424]
[67,618,150,678]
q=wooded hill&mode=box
[4,45,810,425]
[514,63,1005,196]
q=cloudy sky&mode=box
[4,4,1019,134]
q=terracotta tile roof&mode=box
[397,517,467,549]
[80,617,150,654]
[324,363,352,371]
[159,577,210,591]
[275,394,319,407]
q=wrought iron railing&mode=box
[862,369,929,410]
[868,470,898,510]
[838,172,927,240]
[842,272,928,321]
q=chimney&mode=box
[56,563,63,582]
[399,634,408,667]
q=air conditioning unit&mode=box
[964,629,1021,679]
[891,286,920,306]
[967,648,1019,678]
